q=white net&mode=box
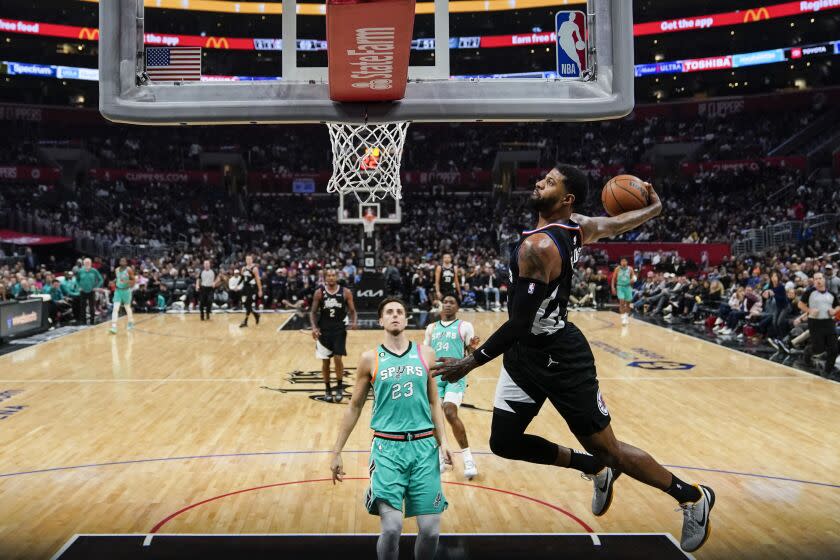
[327,121,410,201]
[362,211,377,235]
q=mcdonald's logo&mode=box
[743,7,770,22]
[78,27,99,40]
[204,37,229,49]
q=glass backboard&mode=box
[98,0,633,124]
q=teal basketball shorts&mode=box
[616,285,633,302]
[437,378,467,406]
[113,288,132,305]
[365,436,448,518]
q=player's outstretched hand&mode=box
[468,336,481,351]
[431,355,477,383]
[330,453,345,484]
[311,327,321,340]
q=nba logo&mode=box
[555,11,587,78]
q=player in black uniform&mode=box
[435,253,461,301]
[240,254,263,328]
[432,164,715,553]
[310,269,358,402]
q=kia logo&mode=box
[357,289,384,297]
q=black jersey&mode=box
[318,286,347,330]
[439,264,458,295]
[242,265,258,292]
[509,220,582,338]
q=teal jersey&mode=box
[428,320,466,360]
[77,268,103,292]
[61,278,80,297]
[370,342,433,433]
[617,266,632,287]
[116,267,131,290]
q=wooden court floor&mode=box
[0,311,838,559]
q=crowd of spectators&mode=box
[604,232,840,378]
[4,188,838,370]
[1,102,826,175]
[2,98,838,376]
[4,163,836,265]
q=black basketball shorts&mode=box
[494,322,611,437]
[316,328,348,359]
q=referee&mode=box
[197,260,217,321]
[799,272,840,376]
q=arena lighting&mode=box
[6,15,840,53]
[0,17,565,52]
[76,0,585,16]
[73,0,840,35]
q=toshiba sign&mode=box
[682,56,733,72]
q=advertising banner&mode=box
[0,230,72,245]
[588,243,732,266]
[680,156,807,175]
[0,166,61,182]
[0,299,47,338]
[633,1,840,37]
[89,168,223,185]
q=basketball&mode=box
[601,175,650,216]
[576,40,585,50]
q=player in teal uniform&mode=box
[611,257,636,325]
[331,297,452,560]
[423,294,481,479]
[110,257,135,334]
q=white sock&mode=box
[462,448,473,464]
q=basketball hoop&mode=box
[362,211,377,235]
[327,121,409,201]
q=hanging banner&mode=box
[0,166,61,182]
[89,168,223,185]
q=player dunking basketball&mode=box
[434,253,460,301]
[432,164,715,553]
[310,269,358,402]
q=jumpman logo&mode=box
[547,355,558,367]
